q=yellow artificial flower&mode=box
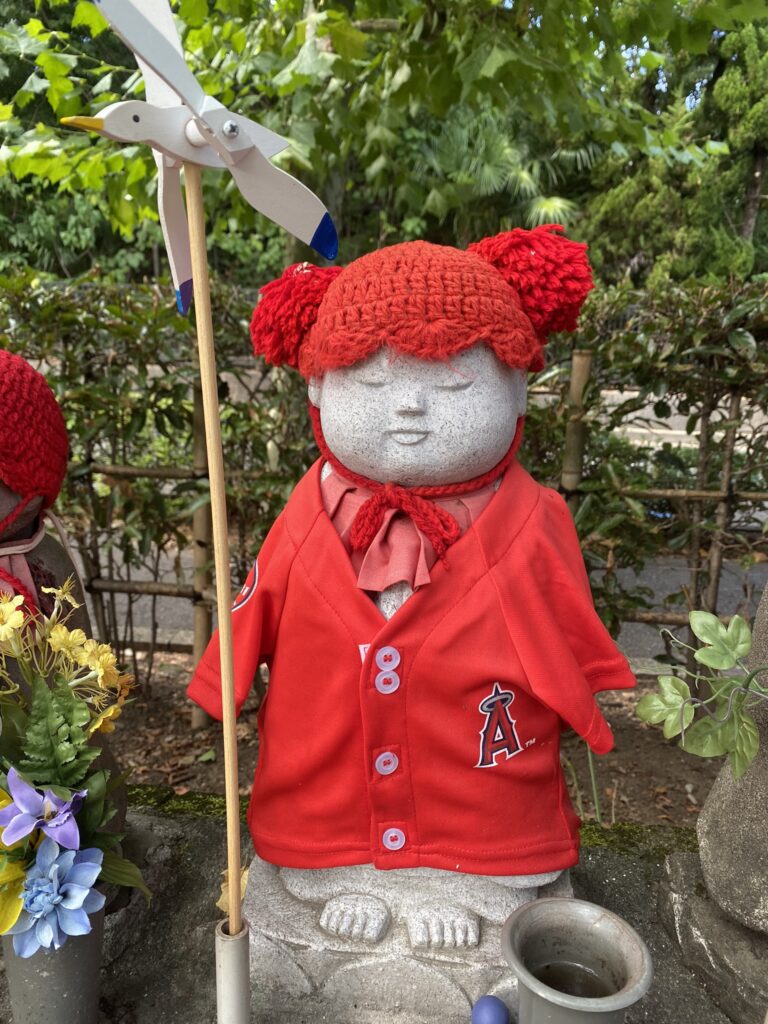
[0,790,31,932]
[0,594,25,642]
[48,624,88,658]
[75,640,120,689]
[41,578,81,608]
[116,673,134,705]
[87,703,122,735]
[0,876,24,933]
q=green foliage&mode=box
[100,848,151,903]
[637,611,768,780]
[18,677,101,788]
[585,23,768,283]
[1,1,764,277]
[636,675,695,738]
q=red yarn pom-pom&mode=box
[469,225,593,337]
[250,262,342,370]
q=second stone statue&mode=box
[186,226,637,1022]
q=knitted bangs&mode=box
[251,226,593,379]
[299,242,541,377]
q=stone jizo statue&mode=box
[0,350,88,636]
[187,228,636,1016]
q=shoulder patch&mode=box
[232,560,258,613]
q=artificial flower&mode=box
[0,792,26,932]
[48,624,88,658]
[0,594,25,642]
[41,579,81,608]
[5,837,105,957]
[0,768,86,850]
[87,703,122,735]
[75,640,120,689]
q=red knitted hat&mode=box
[251,225,593,378]
[0,350,69,509]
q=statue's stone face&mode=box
[309,344,527,486]
[0,482,43,541]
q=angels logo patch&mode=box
[475,682,523,768]
[232,560,258,613]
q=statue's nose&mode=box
[395,390,427,417]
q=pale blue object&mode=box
[471,995,511,1024]
[7,838,105,958]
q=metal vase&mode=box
[501,898,653,1024]
[2,907,104,1024]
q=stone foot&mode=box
[405,905,480,949]
[319,893,391,943]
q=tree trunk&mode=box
[740,147,766,242]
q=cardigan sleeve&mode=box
[496,487,636,755]
[185,510,295,720]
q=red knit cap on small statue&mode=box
[250,224,593,379]
[249,225,593,560]
[0,350,69,530]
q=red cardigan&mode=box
[187,459,635,875]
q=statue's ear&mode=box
[469,225,593,337]
[307,376,322,407]
[250,262,342,371]
[512,369,528,417]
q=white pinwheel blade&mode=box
[95,0,206,115]
[130,0,184,109]
[157,159,193,313]
[230,144,338,261]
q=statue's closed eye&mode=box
[435,379,473,391]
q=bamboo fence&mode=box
[71,348,767,698]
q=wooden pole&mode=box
[560,349,593,516]
[704,391,742,613]
[184,162,242,937]
[192,380,213,731]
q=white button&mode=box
[374,752,399,776]
[375,646,401,670]
[382,828,406,851]
[375,670,400,694]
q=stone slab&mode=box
[660,851,768,1024]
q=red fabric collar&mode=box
[309,404,525,560]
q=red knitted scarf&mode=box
[309,404,525,561]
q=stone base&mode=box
[244,858,571,1023]
[659,852,768,1024]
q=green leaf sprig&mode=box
[637,611,768,780]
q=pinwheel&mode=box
[63,0,337,314]
[61,3,338,1021]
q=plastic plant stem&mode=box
[184,162,243,939]
[561,754,585,820]
[586,744,603,825]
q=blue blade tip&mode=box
[310,212,339,261]
[176,279,193,315]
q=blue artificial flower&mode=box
[0,768,86,850]
[6,837,105,958]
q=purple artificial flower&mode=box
[0,768,86,850]
[6,837,105,957]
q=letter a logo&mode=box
[476,682,523,768]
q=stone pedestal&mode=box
[661,585,768,1024]
[244,855,572,1023]
[696,589,768,935]
[659,853,768,1024]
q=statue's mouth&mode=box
[388,430,430,446]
